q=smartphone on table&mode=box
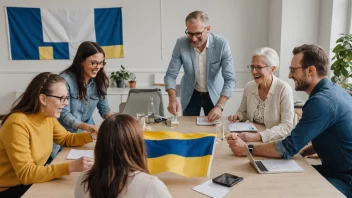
[212,173,243,187]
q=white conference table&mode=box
[23,117,344,198]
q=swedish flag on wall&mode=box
[144,131,216,177]
[5,7,124,60]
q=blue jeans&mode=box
[50,143,62,159]
[183,90,214,116]
[314,165,352,197]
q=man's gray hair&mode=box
[252,47,280,69]
[185,11,209,27]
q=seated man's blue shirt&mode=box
[275,77,352,175]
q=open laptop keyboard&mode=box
[255,161,268,172]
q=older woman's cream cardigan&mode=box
[236,75,295,143]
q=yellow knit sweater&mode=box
[0,112,92,191]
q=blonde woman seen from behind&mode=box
[228,47,294,143]
[75,114,172,198]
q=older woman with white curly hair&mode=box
[228,47,295,143]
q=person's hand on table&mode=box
[90,130,98,140]
[228,115,239,122]
[69,157,94,173]
[167,99,180,116]
[306,153,320,159]
[237,132,261,142]
[226,133,247,156]
[79,123,98,135]
[208,106,222,122]
[83,124,98,140]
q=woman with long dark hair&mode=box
[52,41,115,159]
[75,114,172,198]
[0,72,95,198]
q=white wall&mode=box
[0,0,271,114]
[268,0,282,67]
[278,0,321,100]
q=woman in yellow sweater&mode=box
[0,72,97,197]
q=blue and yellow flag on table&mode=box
[144,131,216,177]
[5,7,124,60]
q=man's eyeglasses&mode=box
[247,65,269,72]
[90,60,106,67]
[289,66,303,74]
[185,27,207,38]
[45,94,69,103]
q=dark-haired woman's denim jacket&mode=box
[58,72,110,133]
[275,77,352,176]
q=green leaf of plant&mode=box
[336,37,344,43]
[334,69,340,76]
[342,69,349,77]
[331,60,338,70]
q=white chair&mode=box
[120,88,164,116]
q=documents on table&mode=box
[192,180,230,198]
[66,149,94,160]
[227,122,257,132]
[197,117,216,126]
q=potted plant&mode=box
[110,65,131,88]
[129,73,137,88]
[331,34,352,95]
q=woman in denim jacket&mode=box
[52,41,114,159]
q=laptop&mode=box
[246,147,304,174]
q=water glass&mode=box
[215,122,224,142]
[136,112,146,129]
[171,115,179,128]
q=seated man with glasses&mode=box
[51,41,115,159]
[228,47,294,143]
[227,44,352,197]
[164,11,235,121]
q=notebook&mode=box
[227,122,257,132]
[246,147,304,174]
[196,117,216,126]
[66,149,94,160]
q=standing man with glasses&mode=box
[226,44,352,197]
[164,11,235,121]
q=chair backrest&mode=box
[122,88,164,116]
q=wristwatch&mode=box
[248,144,254,154]
[215,104,224,112]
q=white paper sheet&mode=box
[197,117,215,126]
[192,180,230,198]
[66,149,94,160]
[227,122,257,132]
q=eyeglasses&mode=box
[185,27,207,38]
[90,60,106,67]
[247,65,269,72]
[289,66,303,74]
[45,94,69,103]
